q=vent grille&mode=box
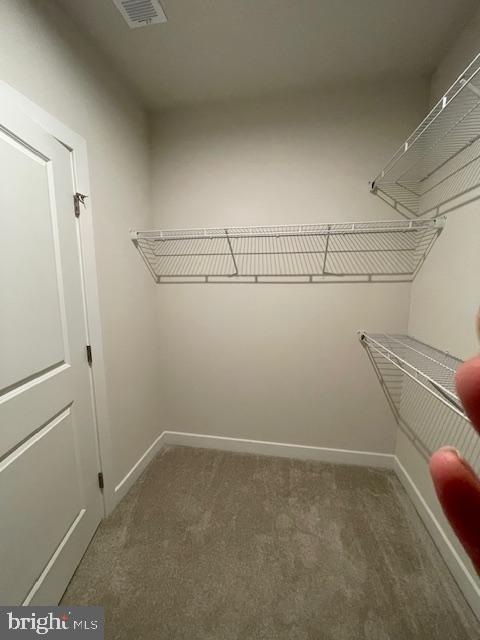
[112,0,167,28]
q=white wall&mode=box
[2,0,477,615]
[0,0,161,503]
[150,82,428,453]
[430,7,480,104]
[399,8,480,614]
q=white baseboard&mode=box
[113,432,166,507]
[113,430,393,508]
[394,457,480,620]
[161,430,395,469]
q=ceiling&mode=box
[57,0,478,110]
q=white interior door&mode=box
[0,99,103,605]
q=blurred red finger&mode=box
[455,355,480,434]
[430,447,480,573]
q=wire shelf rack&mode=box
[130,218,444,283]
[359,333,480,471]
[359,333,463,415]
[371,53,480,217]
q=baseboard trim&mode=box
[111,430,478,618]
[161,430,395,469]
[394,457,480,620]
[113,432,166,506]
[113,430,393,509]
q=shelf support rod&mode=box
[364,344,401,425]
[225,228,239,276]
[322,225,331,274]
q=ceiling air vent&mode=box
[112,0,167,28]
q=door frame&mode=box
[0,81,114,515]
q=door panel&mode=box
[0,363,71,458]
[0,99,103,605]
[1,408,83,604]
[0,131,65,392]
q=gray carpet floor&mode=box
[62,446,479,639]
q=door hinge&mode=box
[86,344,93,366]
[98,472,104,490]
[74,192,88,217]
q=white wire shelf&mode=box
[359,333,464,417]
[359,333,480,472]
[371,53,480,217]
[130,218,444,283]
